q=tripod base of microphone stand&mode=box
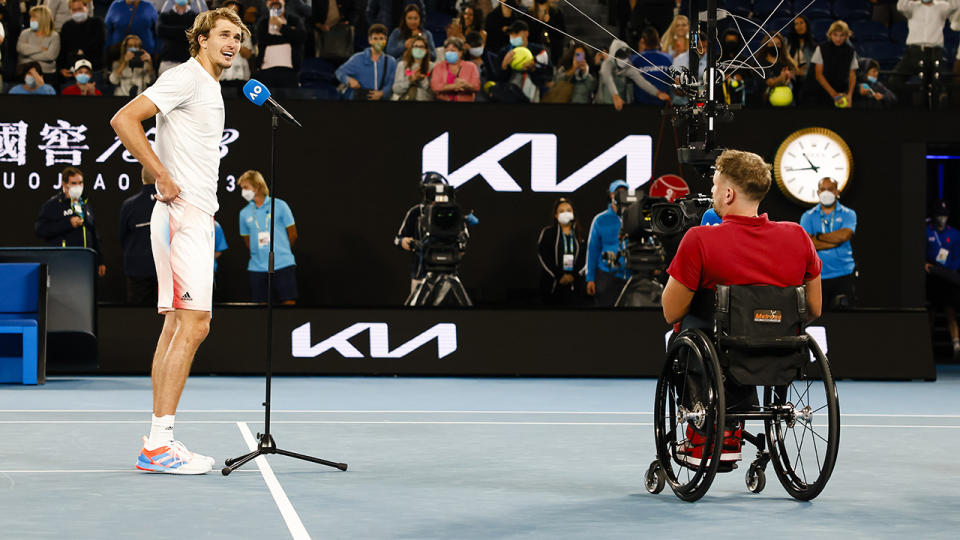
[221,433,348,476]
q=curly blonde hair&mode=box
[186,8,249,58]
[715,150,772,201]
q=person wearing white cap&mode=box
[61,58,102,94]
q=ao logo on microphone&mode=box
[421,132,652,192]
[243,80,271,106]
[291,322,457,359]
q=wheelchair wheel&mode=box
[654,329,725,502]
[763,334,840,501]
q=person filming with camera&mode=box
[661,150,823,464]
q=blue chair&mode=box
[890,21,908,44]
[810,18,834,40]
[753,0,786,18]
[299,58,339,88]
[851,20,892,42]
[860,41,905,70]
[833,0,872,21]
[0,263,47,385]
[802,0,834,20]
[722,0,753,18]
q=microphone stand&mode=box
[222,112,347,476]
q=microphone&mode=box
[242,79,302,127]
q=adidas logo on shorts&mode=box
[181,292,192,302]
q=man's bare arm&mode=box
[662,276,696,324]
[110,96,178,202]
[805,275,823,322]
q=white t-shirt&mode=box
[142,57,224,216]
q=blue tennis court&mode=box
[2,369,959,539]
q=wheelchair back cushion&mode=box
[714,284,807,386]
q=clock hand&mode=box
[802,153,820,173]
[785,166,817,172]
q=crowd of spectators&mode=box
[1,0,959,107]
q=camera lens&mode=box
[658,208,680,231]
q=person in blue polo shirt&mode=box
[925,200,960,356]
[238,170,298,305]
[586,179,632,306]
[800,177,857,309]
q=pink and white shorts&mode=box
[151,197,214,313]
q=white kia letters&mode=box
[291,322,458,359]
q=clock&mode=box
[773,127,853,205]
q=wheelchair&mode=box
[645,285,840,502]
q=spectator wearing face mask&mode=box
[336,23,396,100]
[761,33,798,107]
[800,177,857,309]
[387,4,437,61]
[465,30,499,97]
[888,0,955,100]
[57,0,105,84]
[431,36,481,101]
[17,5,60,80]
[61,58,102,94]
[155,0,195,75]
[104,0,158,55]
[47,0,93,31]
[497,19,552,102]
[254,0,307,89]
[35,166,106,278]
[856,58,896,108]
[109,33,155,96]
[393,34,434,101]
[595,38,666,110]
[925,200,960,356]
[8,61,57,94]
[238,170,299,305]
[538,197,588,306]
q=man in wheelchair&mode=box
[660,149,824,469]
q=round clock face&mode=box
[773,127,853,205]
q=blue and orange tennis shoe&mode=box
[136,437,215,474]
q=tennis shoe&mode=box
[676,425,742,468]
[137,438,214,474]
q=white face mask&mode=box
[241,189,255,202]
[68,185,83,200]
[818,190,837,207]
[469,46,484,57]
[935,216,949,228]
[557,211,574,225]
[71,11,88,23]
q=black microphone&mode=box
[242,79,302,127]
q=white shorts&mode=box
[151,197,215,313]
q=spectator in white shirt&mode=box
[889,0,957,98]
[220,0,254,89]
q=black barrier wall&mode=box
[93,306,935,380]
[0,97,937,307]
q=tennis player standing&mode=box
[111,8,249,474]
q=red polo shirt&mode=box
[667,213,822,292]
[61,85,102,96]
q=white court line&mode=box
[0,469,257,474]
[237,422,311,540]
[5,410,960,418]
[3,420,960,428]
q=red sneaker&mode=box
[677,424,742,467]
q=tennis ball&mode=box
[769,86,793,107]
[510,47,533,71]
[834,95,848,108]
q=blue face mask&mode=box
[128,46,139,53]
[175,0,188,5]
[25,75,36,87]
[30,20,40,31]
[509,36,523,48]
[867,75,877,84]
[75,73,91,84]
[444,50,460,63]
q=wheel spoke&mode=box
[798,418,831,445]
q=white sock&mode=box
[146,414,175,449]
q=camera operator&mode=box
[35,166,107,278]
[800,177,858,309]
[395,172,471,296]
[538,197,587,306]
[586,179,632,307]
[661,150,822,463]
